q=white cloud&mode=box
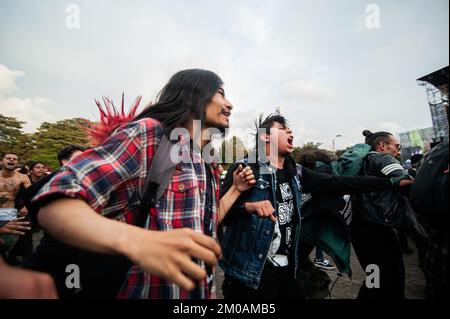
[373,122,405,137]
[0,64,25,96]
[0,64,56,132]
[0,0,447,149]
[281,63,338,103]
[282,80,335,102]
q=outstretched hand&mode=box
[391,175,415,187]
[399,179,414,187]
[0,217,31,235]
[127,228,221,291]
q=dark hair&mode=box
[25,160,36,168]
[252,113,289,158]
[297,149,337,170]
[1,152,18,159]
[134,69,223,134]
[18,165,28,174]
[297,151,316,169]
[256,113,288,135]
[362,130,393,150]
[410,153,423,165]
[29,161,45,171]
[57,145,86,165]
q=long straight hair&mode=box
[134,69,223,135]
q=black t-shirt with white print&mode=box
[267,167,295,267]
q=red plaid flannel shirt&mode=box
[32,118,220,299]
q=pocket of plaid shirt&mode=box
[157,177,200,229]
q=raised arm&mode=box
[217,165,255,223]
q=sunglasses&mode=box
[385,141,402,151]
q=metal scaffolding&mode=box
[417,66,449,143]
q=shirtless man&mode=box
[0,153,56,298]
[0,153,31,231]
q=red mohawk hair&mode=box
[86,93,142,147]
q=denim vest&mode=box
[219,160,303,289]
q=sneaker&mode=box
[313,258,336,270]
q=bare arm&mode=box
[38,198,221,291]
[217,165,255,223]
[17,173,32,216]
[21,173,31,189]
[218,185,242,223]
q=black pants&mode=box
[223,262,304,299]
[396,229,411,252]
[8,217,33,263]
[351,218,405,299]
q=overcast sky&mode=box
[0,0,448,150]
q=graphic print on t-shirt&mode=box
[278,182,293,226]
[277,181,294,249]
[267,169,295,267]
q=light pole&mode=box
[332,134,342,152]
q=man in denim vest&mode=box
[219,114,413,299]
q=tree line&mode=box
[0,114,90,170]
[1,113,342,171]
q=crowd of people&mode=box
[0,69,448,299]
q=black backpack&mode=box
[78,135,182,298]
[27,135,181,298]
[410,141,449,230]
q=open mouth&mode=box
[221,110,231,118]
[287,136,294,147]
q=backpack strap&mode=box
[137,135,181,227]
[361,152,374,176]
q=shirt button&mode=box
[258,254,263,259]
[178,184,185,191]
[265,230,270,235]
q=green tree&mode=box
[220,136,248,169]
[300,141,323,151]
[291,147,302,163]
[28,118,91,170]
[0,114,33,160]
[291,142,323,163]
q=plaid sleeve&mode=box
[31,118,162,219]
